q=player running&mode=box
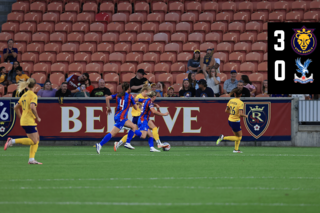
[216,88,248,153]
[114,84,168,151]
[135,91,169,152]
[96,83,141,154]
[4,78,42,164]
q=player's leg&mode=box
[115,116,139,150]
[148,120,167,148]
[4,126,36,150]
[147,129,160,152]
[216,121,242,145]
[117,120,139,151]
[27,130,42,164]
[233,130,242,153]
[96,126,120,154]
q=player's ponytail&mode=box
[117,82,129,97]
[140,84,151,93]
[146,91,157,98]
[230,88,242,97]
[18,78,36,93]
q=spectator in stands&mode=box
[55,82,72,97]
[151,82,164,97]
[130,69,149,94]
[165,86,178,97]
[15,66,29,82]
[203,64,220,97]
[85,79,94,93]
[7,61,22,84]
[291,94,310,100]
[187,50,201,73]
[90,79,112,97]
[188,72,199,90]
[200,48,220,73]
[0,67,8,86]
[179,79,195,97]
[3,39,17,63]
[241,75,256,97]
[66,73,89,94]
[74,83,90,97]
[262,80,268,95]
[230,81,250,97]
[196,79,214,97]
[37,81,57,97]
[223,70,238,94]
[12,88,27,97]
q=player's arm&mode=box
[14,103,22,119]
[71,88,79,93]
[225,106,230,114]
[30,103,41,122]
[150,107,168,116]
[131,96,138,110]
[105,95,115,114]
[239,109,248,118]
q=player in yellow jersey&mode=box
[4,78,42,164]
[216,88,248,153]
[114,84,168,151]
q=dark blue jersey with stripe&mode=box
[112,93,136,121]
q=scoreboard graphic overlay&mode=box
[268,23,320,94]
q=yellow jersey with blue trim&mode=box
[131,93,148,117]
[227,98,244,122]
[18,90,38,126]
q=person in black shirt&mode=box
[179,79,195,97]
[196,79,214,97]
[230,81,250,98]
[55,82,72,97]
[91,79,112,97]
[130,69,149,93]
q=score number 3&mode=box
[274,30,285,81]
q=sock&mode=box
[120,135,128,143]
[152,127,160,141]
[224,136,241,141]
[29,158,34,162]
[148,137,154,148]
[29,141,39,159]
[12,139,15,144]
[126,130,135,144]
[100,133,112,146]
[134,130,142,138]
[15,138,34,145]
[156,139,161,145]
[235,141,241,151]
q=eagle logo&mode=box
[294,58,314,84]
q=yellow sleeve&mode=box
[31,94,38,106]
[227,100,230,107]
[25,75,30,80]
[18,97,22,106]
[239,101,244,110]
[15,76,19,82]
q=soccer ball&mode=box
[162,142,171,151]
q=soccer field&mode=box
[1,146,320,213]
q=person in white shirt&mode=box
[203,64,221,96]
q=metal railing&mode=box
[299,100,320,122]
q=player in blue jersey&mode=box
[136,91,169,152]
[96,83,141,154]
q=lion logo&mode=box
[291,26,317,55]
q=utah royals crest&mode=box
[244,102,271,139]
[0,100,16,137]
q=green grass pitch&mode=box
[1,146,320,213]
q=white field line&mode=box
[0,201,318,207]
[1,176,320,182]
[0,153,319,157]
[0,185,318,191]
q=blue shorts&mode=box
[22,126,38,134]
[114,118,128,130]
[138,120,149,131]
[228,120,241,132]
[132,116,139,125]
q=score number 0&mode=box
[274,30,285,81]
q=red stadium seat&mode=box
[240,62,256,76]
[100,2,114,21]
[67,32,84,47]
[203,2,218,18]
[47,2,63,18]
[303,11,319,22]
[137,62,154,74]
[153,33,168,46]
[160,52,176,67]
[137,32,153,46]
[211,22,227,38]
[125,22,141,38]
[86,63,102,74]
[7,12,24,24]
[159,23,174,42]
[205,32,221,47]
[291,1,308,17]
[31,73,46,84]
[263,52,267,62]
[43,12,59,26]
[69,63,85,75]
[165,42,180,57]
[77,13,93,26]
[119,32,136,45]
[240,32,257,44]
[251,12,268,25]
[57,52,74,67]
[229,52,245,69]
[147,13,163,29]
[249,73,263,94]
[135,2,149,21]
[165,12,180,30]
[84,32,100,48]
[246,52,262,67]
[143,52,159,66]
[221,1,237,18]
[273,1,290,16]
[223,32,239,46]
[60,13,77,27]
[148,42,164,58]
[228,22,245,39]
[65,2,80,17]
[12,2,29,14]
[186,1,201,22]
[51,63,67,75]
[120,63,136,80]
[114,43,131,58]
[112,13,128,27]
[30,2,46,19]
[44,42,61,55]
[109,52,125,68]
[74,52,91,68]
[103,63,119,75]
[20,62,33,76]
[183,42,199,55]
[129,13,145,28]
[286,11,302,22]
[181,13,196,30]
[175,73,188,85]
[171,62,185,83]
[22,52,38,67]
[252,42,267,59]
[152,2,167,18]
[39,52,56,66]
[157,73,173,90]
[216,12,232,25]
[7,85,17,95]
[234,12,250,25]
[19,22,36,38]
[89,72,101,88]
[256,1,271,16]
[238,1,253,17]
[62,43,78,57]
[50,73,65,85]
[37,22,54,39]
[142,22,158,38]
[117,2,132,19]
[269,12,285,22]
[91,52,108,68]
[200,42,215,55]
[83,3,98,21]
[171,83,182,95]
[169,2,184,17]
[50,32,66,46]
[199,13,214,29]
[90,22,106,39]
[102,32,118,44]
[55,22,71,38]
[171,33,186,52]
[217,42,233,60]
[258,61,268,79]
[175,22,191,39]
[188,32,203,47]
[2,22,20,38]
[177,52,192,68]
[107,22,124,37]
[126,52,142,67]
